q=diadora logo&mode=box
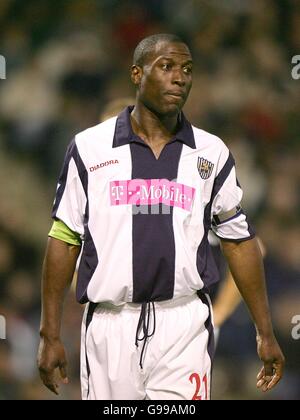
[110,179,195,212]
[89,159,119,172]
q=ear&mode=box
[131,65,142,86]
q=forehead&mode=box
[150,41,192,63]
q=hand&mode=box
[256,334,285,392]
[37,337,69,395]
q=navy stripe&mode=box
[52,138,88,218]
[52,139,74,218]
[76,222,99,303]
[217,233,256,243]
[204,152,235,234]
[197,291,215,399]
[196,152,235,292]
[131,141,183,303]
[196,237,220,293]
[85,302,97,399]
[74,144,88,197]
[207,152,235,227]
[52,138,97,304]
[76,162,98,303]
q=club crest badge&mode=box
[197,157,214,180]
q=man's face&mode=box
[132,41,193,116]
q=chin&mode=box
[161,104,182,117]
[145,101,183,118]
[154,101,182,116]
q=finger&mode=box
[39,370,59,395]
[266,376,280,390]
[273,361,284,380]
[257,367,273,390]
[257,377,271,392]
[266,370,282,391]
[257,367,264,380]
[45,382,59,395]
[257,378,270,388]
[257,366,266,387]
[257,378,266,388]
[262,382,269,392]
[59,363,69,384]
[258,372,279,392]
[263,375,273,390]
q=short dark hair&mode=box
[133,33,187,67]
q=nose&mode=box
[172,69,186,87]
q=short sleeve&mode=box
[48,220,82,246]
[210,149,255,242]
[52,138,87,236]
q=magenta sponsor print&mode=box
[110,179,195,211]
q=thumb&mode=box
[59,362,69,384]
[264,362,274,378]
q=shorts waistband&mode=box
[96,293,199,312]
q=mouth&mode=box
[165,91,185,100]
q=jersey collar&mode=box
[113,106,196,149]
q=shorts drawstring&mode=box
[135,302,156,369]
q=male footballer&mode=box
[38,33,284,400]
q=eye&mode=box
[161,63,171,71]
[183,66,192,74]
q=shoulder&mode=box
[74,116,118,148]
[191,125,228,153]
[191,125,230,168]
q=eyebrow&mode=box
[158,56,193,65]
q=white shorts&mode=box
[81,293,214,400]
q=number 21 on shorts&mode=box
[189,372,208,400]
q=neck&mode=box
[131,102,180,143]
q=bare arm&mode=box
[38,237,81,395]
[220,237,285,392]
[213,237,266,328]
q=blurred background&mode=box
[0,0,299,400]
